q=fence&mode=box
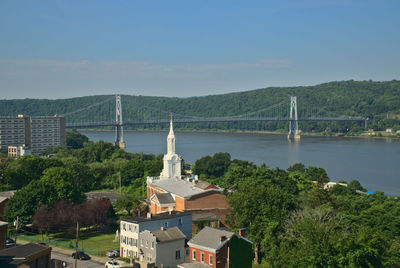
[15,233,108,257]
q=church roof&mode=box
[149,178,222,199]
[154,193,175,205]
[194,181,218,190]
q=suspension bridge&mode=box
[62,95,368,147]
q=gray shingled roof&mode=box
[193,181,212,190]
[149,178,222,199]
[188,227,235,251]
[178,262,212,268]
[0,243,50,259]
[122,211,191,223]
[155,193,175,205]
[191,213,220,222]
[0,191,15,199]
[151,227,186,243]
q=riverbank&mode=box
[77,128,400,140]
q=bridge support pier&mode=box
[288,96,300,141]
[114,95,126,150]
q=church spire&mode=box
[167,113,175,154]
[169,113,174,136]
[159,112,181,180]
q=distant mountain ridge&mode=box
[1,80,399,124]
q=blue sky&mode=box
[0,0,399,99]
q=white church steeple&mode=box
[160,114,181,180]
[167,114,175,155]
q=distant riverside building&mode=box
[0,115,66,154]
[0,115,31,151]
[30,116,66,153]
[8,145,31,158]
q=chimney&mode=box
[220,236,226,242]
[147,212,152,219]
[239,228,246,237]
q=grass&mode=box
[18,231,119,256]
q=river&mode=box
[82,130,400,196]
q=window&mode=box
[192,249,196,260]
[209,255,213,265]
[178,218,183,225]
[201,252,204,262]
[176,250,181,259]
[146,240,149,247]
[151,242,154,249]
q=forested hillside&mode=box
[1,80,399,133]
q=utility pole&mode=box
[227,246,230,268]
[75,222,79,268]
[14,216,19,246]
[119,171,122,193]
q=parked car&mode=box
[72,251,90,260]
[106,249,120,258]
[5,238,15,244]
[105,260,121,268]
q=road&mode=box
[52,251,105,268]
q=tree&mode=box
[271,207,381,267]
[120,159,145,186]
[348,179,367,192]
[40,167,86,204]
[227,180,296,263]
[4,167,86,223]
[113,195,140,216]
[287,163,306,173]
[32,198,114,233]
[192,152,231,178]
[66,129,89,149]
[4,154,62,189]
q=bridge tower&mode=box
[114,95,126,150]
[288,96,301,141]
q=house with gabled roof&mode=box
[138,226,188,267]
[179,227,253,268]
[120,211,192,260]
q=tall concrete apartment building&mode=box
[0,115,66,154]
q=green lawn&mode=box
[252,264,266,268]
[18,231,119,256]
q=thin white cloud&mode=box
[0,58,293,77]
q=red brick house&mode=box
[178,227,253,268]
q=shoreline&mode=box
[77,128,400,140]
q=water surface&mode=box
[83,131,400,196]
